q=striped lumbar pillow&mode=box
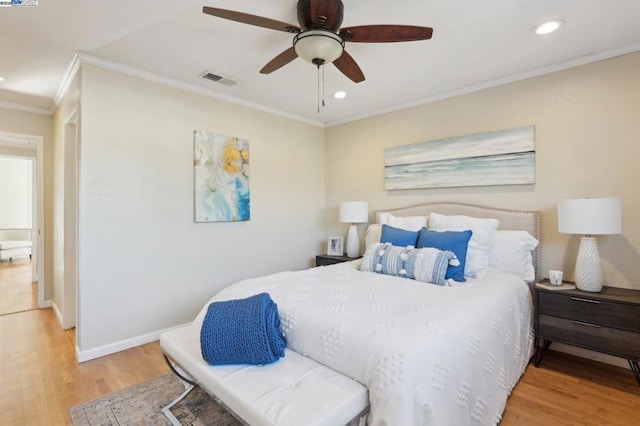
[360,243,459,286]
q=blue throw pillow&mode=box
[417,228,472,282]
[380,224,420,248]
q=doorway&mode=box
[0,132,45,316]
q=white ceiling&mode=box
[1,0,639,126]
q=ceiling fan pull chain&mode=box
[322,65,326,108]
[317,64,320,113]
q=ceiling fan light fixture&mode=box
[293,30,344,64]
[334,91,347,99]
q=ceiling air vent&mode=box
[200,71,237,87]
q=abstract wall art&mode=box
[194,131,250,222]
[384,126,535,190]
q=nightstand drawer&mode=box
[316,254,358,267]
[538,314,640,359]
[538,292,640,332]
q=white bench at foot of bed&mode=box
[0,240,32,261]
[160,324,369,426]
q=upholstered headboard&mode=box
[374,202,540,280]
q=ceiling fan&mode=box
[203,0,433,83]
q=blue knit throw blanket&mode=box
[200,292,286,365]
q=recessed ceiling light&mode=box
[533,20,564,35]
[0,76,5,82]
[334,91,347,99]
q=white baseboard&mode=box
[51,302,63,327]
[550,343,630,370]
[41,299,53,308]
[76,322,192,363]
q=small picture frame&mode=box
[327,236,344,256]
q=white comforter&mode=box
[194,261,534,426]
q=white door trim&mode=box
[62,107,78,329]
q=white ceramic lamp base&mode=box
[574,236,603,292]
[345,224,360,258]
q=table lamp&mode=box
[339,201,369,258]
[557,197,621,292]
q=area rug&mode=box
[69,373,241,425]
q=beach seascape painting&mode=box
[385,126,535,190]
[194,131,250,222]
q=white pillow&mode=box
[429,212,499,279]
[378,213,427,232]
[488,231,538,282]
[365,224,382,249]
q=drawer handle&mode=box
[570,297,600,304]
[571,320,602,328]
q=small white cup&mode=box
[549,270,564,285]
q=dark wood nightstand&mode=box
[534,283,640,386]
[315,254,359,267]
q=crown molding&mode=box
[51,53,82,113]
[4,41,640,127]
[326,42,640,127]
[0,100,50,116]
[75,53,325,128]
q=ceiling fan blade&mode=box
[333,50,365,83]
[340,25,433,42]
[309,0,343,30]
[260,47,299,74]
[203,6,300,33]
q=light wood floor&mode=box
[0,308,169,425]
[0,258,37,316]
[502,352,640,425]
[1,307,639,425]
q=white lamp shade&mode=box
[293,30,344,64]
[339,201,368,224]
[558,197,621,235]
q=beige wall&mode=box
[76,65,326,358]
[0,107,53,298]
[325,51,640,290]
[0,108,51,140]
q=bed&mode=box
[184,202,538,425]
